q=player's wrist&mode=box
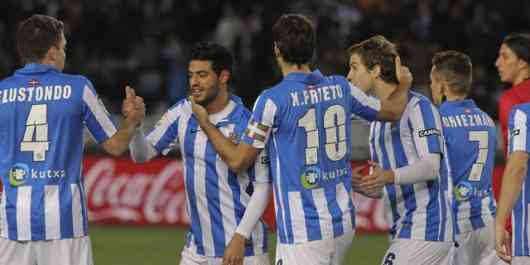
[383,170,395,184]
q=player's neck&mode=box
[513,69,530,86]
[206,89,229,114]
[279,61,311,77]
[445,93,466,102]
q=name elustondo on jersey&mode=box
[0,85,72,104]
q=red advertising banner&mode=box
[82,155,409,233]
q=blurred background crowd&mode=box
[0,0,529,148]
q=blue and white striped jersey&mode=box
[147,96,269,257]
[439,99,496,234]
[0,63,117,241]
[508,103,530,257]
[241,70,382,244]
[369,92,453,242]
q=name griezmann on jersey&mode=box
[290,85,343,107]
[0,85,72,104]
[441,113,495,128]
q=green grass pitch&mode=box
[90,225,388,265]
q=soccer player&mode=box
[349,36,453,265]
[0,15,145,265]
[430,51,502,265]
[189,14,411,265]
[129,42,270,265]
[495,103,530,265]
[495,33,530,235]
[497,33,530,156]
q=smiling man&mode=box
[129,42,270,265]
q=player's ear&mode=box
[45,46,56,62]
[370,65,381,79]
[219,69,231,85]
[273,42,281,58]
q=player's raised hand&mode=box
[395,56,412,90]
[189,96,209,126]
[495,222,512,263]
[122,86,145,127]
[223,233,245,265]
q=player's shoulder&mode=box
[408,91,435,109]
[167,98,191,114]
[54,73,93,87]
[0,74,19,88]
[511,103,530,117]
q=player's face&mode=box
[347,53,374,93]
[495,43,522,84]
[188,60,221,107]
[54,32,66,71]
[430,67,444,106]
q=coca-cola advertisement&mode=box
[83,155,390,233]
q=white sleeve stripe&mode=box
[349,83,381,111]
[512,109,528,152]
[262,99,277,127]
[147,105,182,147]
[83,85,117,137]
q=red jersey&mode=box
[499,79,530,154]
[496,78,530,233]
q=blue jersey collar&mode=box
[15,63,60,75]
[441,99,476,109]
[284,69,324,83]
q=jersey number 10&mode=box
[20,104,50,161]
[298,105,347,165]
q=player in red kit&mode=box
[495,33,530,234]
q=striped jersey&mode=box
[242,70,382,244]
[508,103,530,257]
[147,96,269,257]
[369,92,453,242]
[439,99,496,234]
[0,63,117,241]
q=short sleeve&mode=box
[410,100,443,156]
[146,103,183,155]
[82,79,118,143]
[241,92,277,149]
[509,108,530,154]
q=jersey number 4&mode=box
[298,105,347,165]
[468,131,488,181]
[20,104,50,161]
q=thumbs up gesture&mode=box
[121,86,145,127]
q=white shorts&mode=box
[275,230,354,265]
[0,236,93,265]
[512,256,530,265]
[380,239,452,265]
[179,247,270,265]
[453,221,505,265]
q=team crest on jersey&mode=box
[8,163,29,187]
[454,181,473,202]
[28,79,40,87]
[301,166,321,189]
